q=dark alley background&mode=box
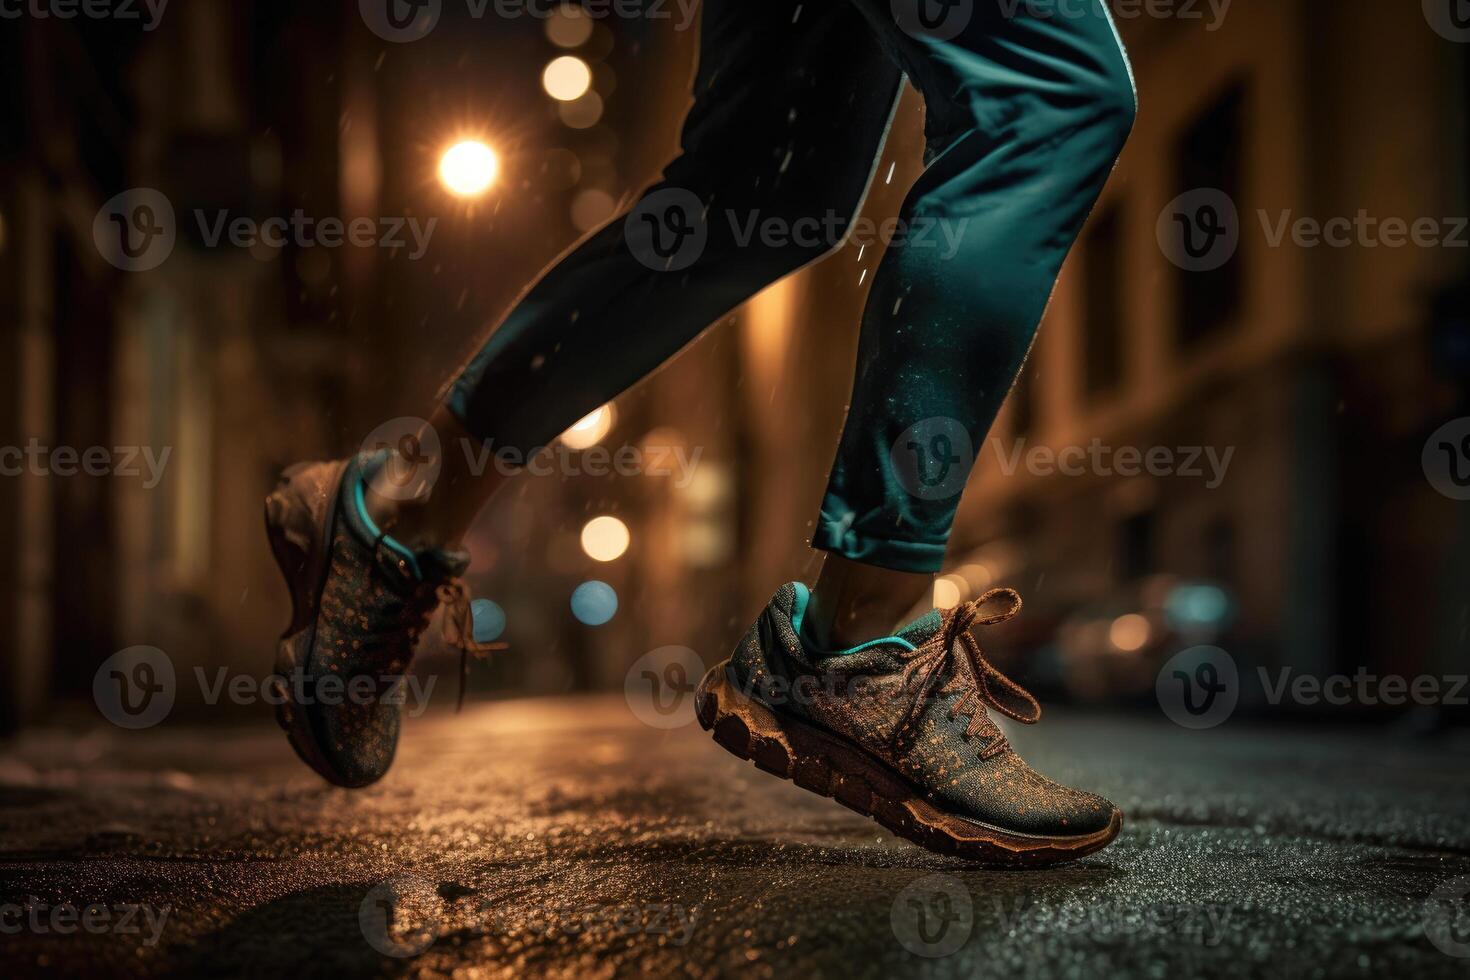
[3,0,1468,728]
[4,2,1470,978]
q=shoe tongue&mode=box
[782,582,944,661]
[895,608,943,647]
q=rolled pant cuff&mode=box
[811,522,946,574]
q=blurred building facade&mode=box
[725,0,1470,708]
[4,0,1467,729]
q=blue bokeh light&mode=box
[471,598,507,643]
[571,580,618,626]
[1164,584,1232,630]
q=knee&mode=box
[1083,58,1138,157]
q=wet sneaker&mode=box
[696,583,1121,865]
[264,453,500,787]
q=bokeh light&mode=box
[1109,613,1152,653]
[557,92,604,130]
[546,5,593,48]
[471,598,506,643]
[560,404,615,449]
[542,56,592,102]
[955,562,993,594]
[581,515,630,562]
[438,140,499,197]
[1165,583,1232,630]
[571,580,618,626]
[933,576,964,610]
[571,188,617,231]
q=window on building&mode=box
[1174,81,1247,346]
[1083,204,1125,398]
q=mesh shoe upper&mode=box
[729,583,1117,836]
[300,454,482,786]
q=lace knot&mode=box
[891,587,1039,758]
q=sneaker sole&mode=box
[695,662,1121,867]
[263,458,376,787]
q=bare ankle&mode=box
[361,408,508,552]
[804,555,934,650]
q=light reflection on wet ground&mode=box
[2,697,1468,978]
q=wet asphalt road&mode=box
[2,696,1470,979]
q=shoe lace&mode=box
[367,532,507,712]
[436,579,508,712]
[891,588,1041,760]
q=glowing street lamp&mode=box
[438,140,499,197]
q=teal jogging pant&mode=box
[447,0,1136,572]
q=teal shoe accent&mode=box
[351,474,423,582]
[790,582,812,638]
[790,579,929,658]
